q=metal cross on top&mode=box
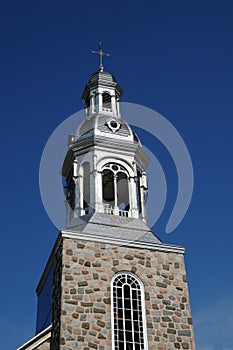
[92,42,110,72]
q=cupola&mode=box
[61,44,159,245]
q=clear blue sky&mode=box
[0,1,232,349]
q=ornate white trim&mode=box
[61,230,185,254]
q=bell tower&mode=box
[17,47,196,350]
[62,66,149,228]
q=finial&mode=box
[92,42,110,72]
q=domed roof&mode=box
[82,70,123,101]
[88,70,118,84]
[75,114,139,144]
[77,69,140,145]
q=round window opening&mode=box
[110,120,118,128]
[112,165,119,171]
[106,119,121,133]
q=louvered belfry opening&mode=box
[102,92,112,110]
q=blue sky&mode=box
[0,1,232,349]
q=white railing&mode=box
[104,204,129,217]
[104,204,114,215]
[119,209,129,217]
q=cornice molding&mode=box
[36,227,185,296]
[61,230,185,254]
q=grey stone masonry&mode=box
[50,232,196,350]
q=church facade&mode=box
[18,57,196,350]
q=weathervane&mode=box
[92,42,110,72]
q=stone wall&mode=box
[51,236,195,350]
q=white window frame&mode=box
[111,271,148,350]
[102,163,130,215]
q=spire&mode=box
[91,42,110,72]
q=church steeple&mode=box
[18,49,196,350]
[62,64,151,233]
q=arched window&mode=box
[66,181,75,210]
[83,163,90,214]
[85,95,90,109]
[84,95,91,116]
[64,170,75,210]
[102,168,115,206]
[117,172,129,211]
[102,163,130,215]
[102,92,112,110]
[111,272,148,350]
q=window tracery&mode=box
[102,163,130,214]
[111,272,148,350]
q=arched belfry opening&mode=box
[102,92,112,111]
[85,95,90,115]
[82,162,90,214]
[102,168,115,205]
[102,163,130,216]
[117,171,129,211]
[64,176,75,211]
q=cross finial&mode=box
[92,42,110,72]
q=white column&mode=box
[114,174,118,214]
[111,95,117,115]
[90,94,95,114]
[129,177,139,218]
[78,167,84,215]
[128,177,133,218]
[140,174,148,224]
[73,160,78,178]
[95,171,103,213]
[116,97,121,117]
[90,154,97,212]
[96,92,102,113]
